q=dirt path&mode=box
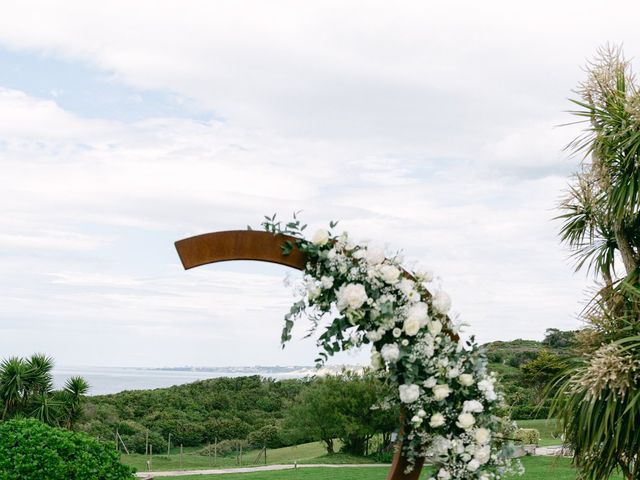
[135,463,390,478]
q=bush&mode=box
[514,428,540,445]
[199,439,248,457]
[0,418,134,479]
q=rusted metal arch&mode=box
[174,230,425,480]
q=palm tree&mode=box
[0,354,89,429]
[553,45,640,480]
[62,376,90,430]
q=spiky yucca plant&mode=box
[553,45,640,480]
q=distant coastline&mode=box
[52,364,363,396]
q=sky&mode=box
[1,0,639,368]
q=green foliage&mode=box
[79,376,306,450]
[553,45,640,480]
[0,354,89,429]
[0,418,134,479]
[283,371,397,456]
[513,428,540,446]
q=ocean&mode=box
[51,365,350,395]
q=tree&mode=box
[520,351,564,403]
[0,354,89,429]
[553,45,640,480]
[283,370,397,456]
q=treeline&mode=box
[78,371,397,456]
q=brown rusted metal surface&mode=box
[174,229,425,480]
[175,230,306,270]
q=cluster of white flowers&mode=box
[281,226,521,479]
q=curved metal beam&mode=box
[174,230,425,480]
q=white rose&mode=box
[326,249,337,260]
[411,415,422,425]
[429,413,445,428]
[401,339,409,346]
[399,384,421,403]
[474,445,491,464]
[336,283,368,311]
[433,384,451,401]
[403,316,421,336]
[418,409,426,418]
[311,229,330,246]
[407,290,421,303]
[458,374,474,387]
[365,246,385,265]
[370,351,383,370]
[392,327,402,338]
[474,428,491,445]
[406,302,429,326]
[467,459,480,472]
[378,264,401,285]
[320,276,334,289]
[456,412,476,430]
[437,468,451,480]
[398,278,415,296]
[428,320,443,336]
[463,400,484,413]
[432,291,452,314]
[380,344,400,363]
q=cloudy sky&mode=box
[1,1,639,368]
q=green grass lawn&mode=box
[122,441,339,472]
[153,457,625,480]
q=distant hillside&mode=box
[483,329,578,419]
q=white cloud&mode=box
[0,1,623,366]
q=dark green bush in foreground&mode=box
[0,418,134,480]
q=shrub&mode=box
[0,418,135,479]
[513,428,540,445]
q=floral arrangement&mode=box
[262,215,521,479]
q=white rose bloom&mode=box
[447,367,460,379]
[418,409,426,418]
[398,278,415,296]
[407,290,421,303]
[320,276,334,289]
[423,377,437,388]
[380,344,400,363]
[456,412,476,430]
[401,339,409,346]
[326,249,337,260]
[399,384,421,403]
[458,374,474,387]
[433,384,451,401]
[311,229,330,246]
[403,316,421,336]
[485,389,498,402]
[365,246,385,265]
[336,283,368,311]
[432,290,452,314]
[392,327,402,338]
[463,400,484,413]
[370,351,383,370]
[474,428,491,445]
[429,413,446,428]
[406,302,429,326]
[467,459,480,472]
[474,445,491,464]
[411,415,422,425]
[437,468,451,480]
[378,264,401,285]
[428,319,443,336]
